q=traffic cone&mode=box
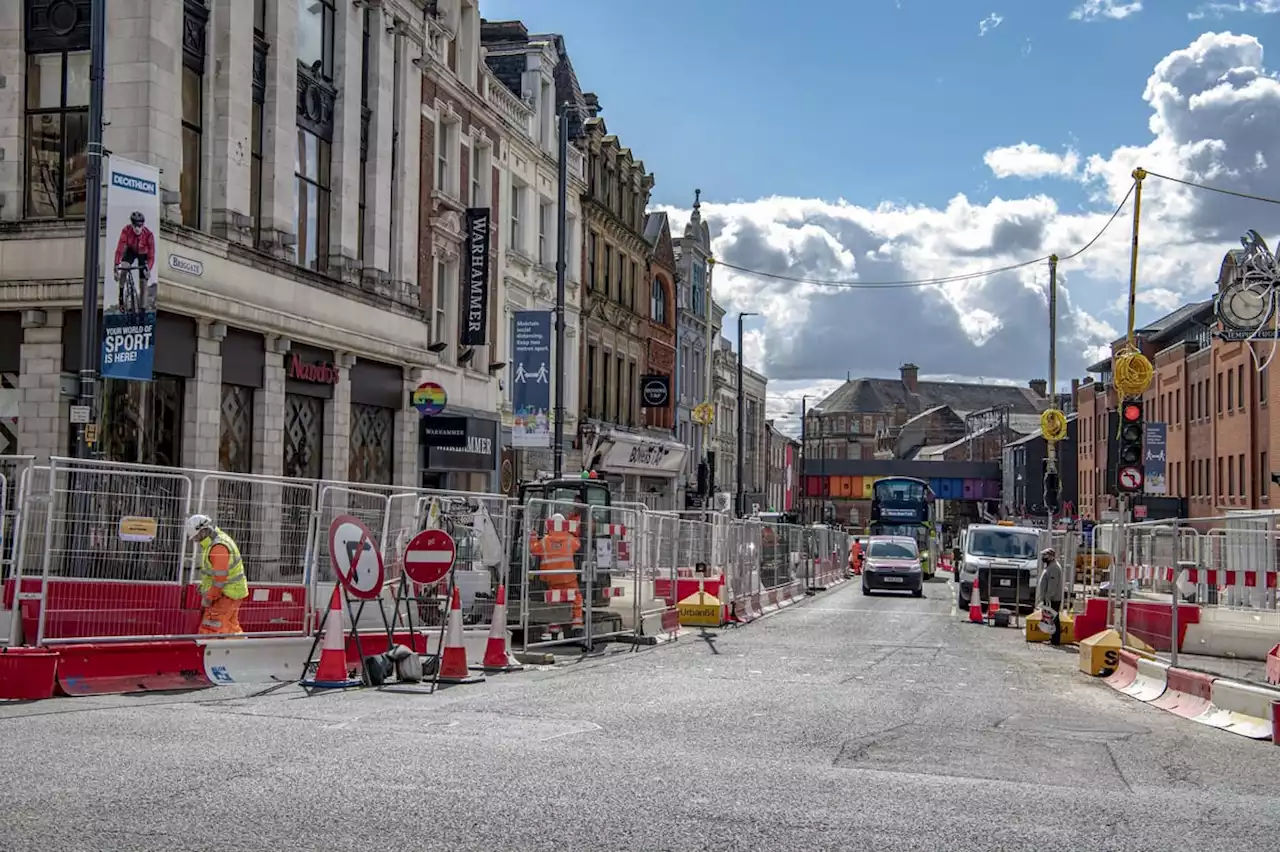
[482,585,522,672]
[988,597,1001,623]
[303,586,362,688]
[438,586,485,684]
[969,582,985,624]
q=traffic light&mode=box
[1116,397,1145,494]
[1043,469,1061,513]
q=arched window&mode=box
[651,277,667,325]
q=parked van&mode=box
[956,523,1049,612]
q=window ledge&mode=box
[432,189,464,212]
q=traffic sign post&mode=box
[328,515,386,600]
[1118,466,1144,492]
[403,528,457,586]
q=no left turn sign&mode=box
[1119,466,1144,491]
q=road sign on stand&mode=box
[1118,466,1144,492]
[328,515,385,600]
[403,528,457,585]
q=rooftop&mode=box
[814,370,1045,418]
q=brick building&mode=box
[641,212,678,434]
[1076,249,1276,520]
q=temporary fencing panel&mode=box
[640,512,681,635]
[520,497,592,649]
[588,504,644,645]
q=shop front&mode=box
[594,428,688,510]
[419,415,499,493]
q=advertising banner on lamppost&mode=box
[512,310,552,448]
[101,157,160,381]
[1144,422,1167,495]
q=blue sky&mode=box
[482,0,1276,210]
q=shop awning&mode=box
[597,429,688,477]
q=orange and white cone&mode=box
[304,586,362,688]
[968,582,986,624]
[437,585,485,684]
[987,597,1001,624]
[482,585,522,672]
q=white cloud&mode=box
[1190,1,1280,20]
[984,143,1082,179]
[1071,0,1143,20]
[659,32,1280,424]
[979,13,1004,36]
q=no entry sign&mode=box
[403,528,457,585]
[328,514,385,600]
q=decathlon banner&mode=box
[511,310,552,448]
[101,157,160,382]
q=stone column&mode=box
[392,38,422,295]
[207,0,254,242]
[324,352,354,482]
[252,336,288,580]
[395,367,425,488]
[0,2,23,220]
[260,0,299,257]
[181,320,225,473]
[328,0,364,275]
[17,310,67,460]
[254,336,287,477]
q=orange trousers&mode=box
[543,573,583,622]
[199,595,244,635]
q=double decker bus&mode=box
[868,476,938,580]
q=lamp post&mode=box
[735,311,758,517]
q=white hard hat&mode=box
[551,512,566,524]
[185,514,214,541]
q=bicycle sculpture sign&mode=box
[101,156,161,382]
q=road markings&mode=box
[539,722,602,742]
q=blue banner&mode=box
[101,157,161,382]
[512,311,552,448]
[1144,422,1167,495]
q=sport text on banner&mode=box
[512,310,552,448]
[101,157,161,382]
[461,208,491,346]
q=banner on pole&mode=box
[101,157,160,382]
[461,207,491,346]
[1144,422,1167,495]
[512,310,552,448]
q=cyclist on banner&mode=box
[530,512,582,624]
[113,210,156,313]
[185,514,249,635]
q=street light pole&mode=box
[552,103,570,479]
[735,311,758,517]
[799,395,810,522]
[77,0,108,458]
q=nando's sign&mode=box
[287,352,340,384]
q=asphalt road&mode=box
[3,573,1279,851]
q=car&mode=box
[861,535,924,597]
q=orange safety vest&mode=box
[530,530,580,572]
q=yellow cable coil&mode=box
[1040,408,1068,443]
[1113,346,1154,399]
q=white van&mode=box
[956,523,1049,611]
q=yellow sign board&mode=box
[677,590,722,627]
[118,516,159,543]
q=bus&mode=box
[868,476,938,580]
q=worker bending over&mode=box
[185,514,248,635]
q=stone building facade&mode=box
[672,194,717,505]
[0,0,501,492]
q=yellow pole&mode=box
[1126,168,1146,344]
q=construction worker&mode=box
[1036,546,1066,646]
[848,537,863,576]
[185,514,248,635]
[530,512,582,623]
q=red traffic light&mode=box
[1122,402,1142,422]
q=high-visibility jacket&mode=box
[198,528,249,600]
[530,530,580,572]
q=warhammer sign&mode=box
[461,207,491,346]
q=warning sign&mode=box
[677,590,722,627]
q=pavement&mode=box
[3,571,1279,851]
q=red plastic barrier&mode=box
[344,631,428,664]
[653,577,726,606]
[55,641,211,695]
[1266,644,1280,687]
[1073,597,1109,643]
[1105,650,1139,691]
[1152,668,1215,718]
[1271,700,1279,747]
[0,647,59,700]
[1124,601,1200,652]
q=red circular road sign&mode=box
[328,514,385,600]
[403,528,457,585]
[1119,466,1144,491]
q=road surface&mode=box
[2,575,1278,851]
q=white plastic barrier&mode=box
[1191,679,1280,740]
[201,636,313,685]
[1119,657,1169,702]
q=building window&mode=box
[218,384,254,473]
[1226,372,1233,410]
[509,183,523,252]
[435,117,457,197]
[24,49,90,218]
[1238,365,1245,409]
[470,143,491,207]
[587,233,597,290]
[433,259,451,347]
[251,3,268,246]
[357,8,372,262]
[1239,453,1246,498]
[1262,366,1269,404]
[101,378,184,467]
[604,245,613,294]
[295,129,331,272]
[349,404,394,485]
[586,344,597,418]
[651,278,667,325]
[297,0,336,79]
[538,199,551,263]
[283,394,324,479]
[180,66,203,228]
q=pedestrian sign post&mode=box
[403,528,457,586]
[328,515,385,600]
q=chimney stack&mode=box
[1029,379,1047,397]
[1071,378,1080,409]
[900,363,919,394]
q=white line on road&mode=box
[805,608,953,617]
[539,722,602,742]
